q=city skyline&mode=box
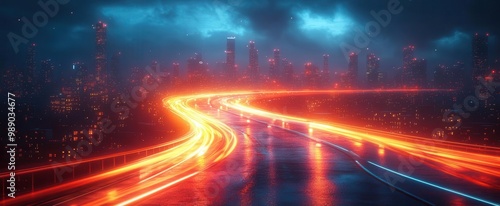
[2,1,500,77]
[5,24,497,90]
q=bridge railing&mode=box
[1,137,189,199]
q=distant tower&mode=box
[347,52,358,88]
[283,58,294,85]
[94,21,107,84]
[472,33,489,82]
[268,58,277,79]
[226,37,236,79]
[405,59,427,87]
[366,53,380,87]
[402,45,416,86]
[26,43,36,84]
[110,51,121,80]
[187,52,206,84]
[248,41,259,81]
[318,54,330,87]
[273,49,281,73]
[304,62,319,88]
[40,59,55,84]
[323,54,329,73]
[403,45,415,69]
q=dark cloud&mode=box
[237,0,293,39]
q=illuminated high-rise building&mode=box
[347,52,358,88]
[268,58,278,79]
[40,59,55,84]
[273,49,281,74]
[50,86,80,113]
[26,43,36,84]
[401,45,420,87]
[323,54,329,73]
[187,53,207,84]
[110,51,121,81]
[366,53,380,87]
[283,58,294,84]
[472,33,489,82]
[410,59,427,87]
[94,21,107,84]
[403,45,415,69]
[434,61,465,89]
[248,41,259,81]
[321,54,331,87]
[304,62,319,88]
[226,37,236,79]
[72,62,87,93]
[450,61,465,89]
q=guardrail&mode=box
[1,136,190,199]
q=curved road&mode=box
[2,90,500,205]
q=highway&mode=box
[2,90,500,205]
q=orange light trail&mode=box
[217,90,500,189]
[3,89,498,205]
[2,94,238,206]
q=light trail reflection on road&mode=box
[218,91,500,191]
[4,90,499,206]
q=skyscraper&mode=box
[323,54,329,73]
[347,52,358,88]
[268,58,278,80]
[40,59,55,84]
[94,21,107,84]
[410,59,427,87]
[26,43,36,84]
[403,45,415,69]
[273,49,281,74]
[472,33,489,82]
[304,62,319,88]
[321,54,331,87]
[248,41,259,82]
[226,37,236,80]
[434,61,465,89]
[366,53,380,87]
[110,51,121,81]
[187,53,207,84]
[283,58,294,85]
[73,62,87,93]
[401,45,419,87]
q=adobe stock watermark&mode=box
[340,0,403,61]
[52,64,168,182]
[435,77,500,137]
[7,0,70,53]
[384,77,500,192]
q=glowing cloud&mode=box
[297,9,355,37]
[435,31,469,46]
[101,2,247,38]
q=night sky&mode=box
[1,0,500,76]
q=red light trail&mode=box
[2,89,498,205]
[217,90,500,190]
